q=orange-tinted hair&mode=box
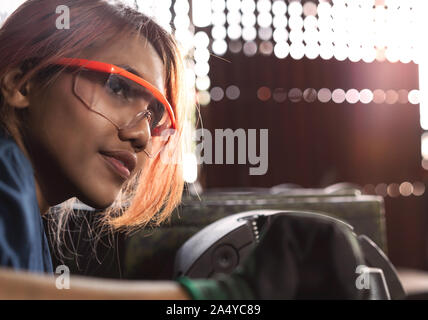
[0,0,193,242]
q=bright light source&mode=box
[241,0,256,13]
[183,153,198,183]
[273,29,289,42]
[212,25,227,40]
[212,12,227,25]
[174,0,190,14]
[320,44,334,60]
[274,42,290,59]
[242,13,256,27]
[257,0,272,12]
[196,75,211,91]
[227,11,241,25]
[212,0,226,12]
[212,39,228,55]
[334,44,349,61]
[303,30,319,45]
[226,0,241,12]
[0,0,26,17]
[289,16,303,30]
[305,44,319,59]
[273,15,288,28]
[385,47,400,63]
[345,89,360,104]
[332,88,346,103]
[194,31,210,48]
[409,89,420,105]
[257,12,273,28]
[194,47,210,62]
[192,0,212,27]
[304,16,318,30]
[422,132,428,159]
[185,70,196,88]
[272,1,287,15]
[289,30,304,43]
[288,1,303,16]
[194,62,210,77]
[359,89,374,104]
[348,45,362,62]
[362,46,377,63]
[242,27,257,41]
[228,25,242,40]
[290,42,305,60]
[175,29,194,52]
[317,2,331,17]
[416,1,428,130]
[174,15,190,28]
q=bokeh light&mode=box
[318,88,332,103]
[210,86,224,101]
[332,89,346,103]
[288,88,303,103]
[226,85,240,100]
[257,86,272,101]
[273,88,287,103]
[360,89,374,104]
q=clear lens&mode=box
[74,70,174,157]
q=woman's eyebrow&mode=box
[117,64,143,78]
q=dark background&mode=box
[196,39,426,270]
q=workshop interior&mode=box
[3,0,428,299]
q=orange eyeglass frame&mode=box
[55,57,177,130]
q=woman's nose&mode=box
[117,117,151,153]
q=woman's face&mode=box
[23,34,167,209]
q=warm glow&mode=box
[183,153,198,183]
[192,0,211,27]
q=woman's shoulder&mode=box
[0,131,53,273]
[0,132,35,191]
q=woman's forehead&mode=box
[79,35,167,94]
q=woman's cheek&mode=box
[30,81,123,207]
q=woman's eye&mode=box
[107,76,130,98]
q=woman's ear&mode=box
[1,68,31,109]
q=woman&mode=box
[0,0,203,299]
[0,0,365,300]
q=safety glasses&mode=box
[54,58,177,158]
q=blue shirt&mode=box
[0,132,53,274]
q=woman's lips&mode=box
[99,150,137,180]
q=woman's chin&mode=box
[76,191,117,210]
